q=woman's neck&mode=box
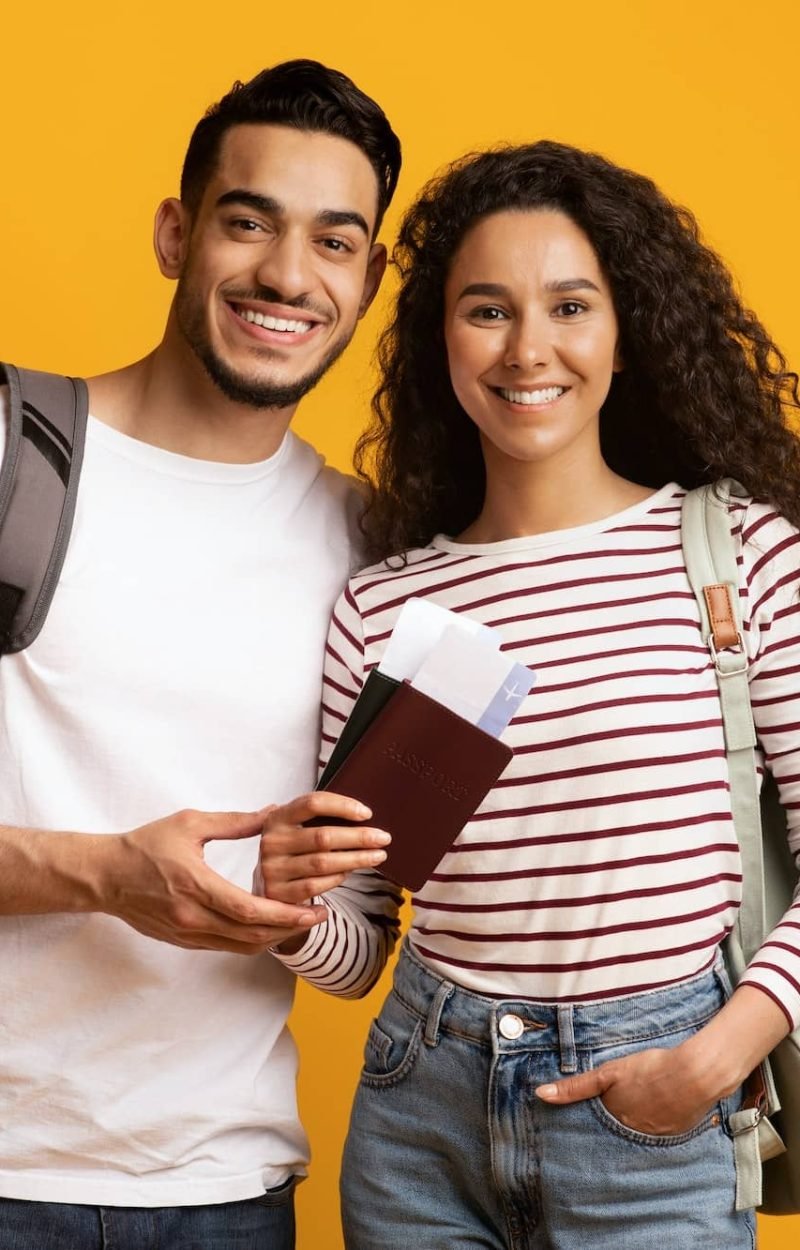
[459,453,654,544]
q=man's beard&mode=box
[175,282,353,410]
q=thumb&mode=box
[536,1066,612,1105]
[198,810,266,844]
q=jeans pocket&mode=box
[360,991,423,1088]
[586,1024,724,1148]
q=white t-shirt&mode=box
[0,397,360,1206]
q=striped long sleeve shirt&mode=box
[277,484,800,1027]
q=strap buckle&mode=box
[708,630,748,676]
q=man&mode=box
[0,59,400,1249]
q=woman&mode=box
[262,141,800,1247]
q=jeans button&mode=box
[498,1013,524,1039]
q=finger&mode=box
[193,869,327,928]
[535,1067,613,1104]
[198,810,267,843]
[263,824,391,856]
[262,848,388,887]
[268,792,374,828]
[264,873,350,903]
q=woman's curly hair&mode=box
[355,141,800,560]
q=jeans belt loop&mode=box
[424,980,454,1048]
[556,1004,578,1074]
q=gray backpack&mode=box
[0,363,88,655]
[682,478,800,1215]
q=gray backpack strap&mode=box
[681,478,766,961]
[0,362,88,655]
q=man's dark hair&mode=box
[180,59,401,233]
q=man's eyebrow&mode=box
[214,192,369,238]
[315,209,370,237]
[216,190,283,214]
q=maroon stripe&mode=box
[503,641,709,666]
[751,662,800,682]
[412,930,724,975]
[330,606,363,655]
[515,689,717,725]
[608,523,680,533]
[512,720,723,757]
[751,569,800,617]
[750,531,800,580]
[412,871,741,911]
[757,633,800,660]
[489,590,697,630]
[495,749,726,789]
[454,811,733,853]
[457,565,691,618]
[405,948,722,1006]
[415,899,734,944]
[742,960,800,1000]
[430,841,738,883]
[322,675,356,700]
[354,550,471,596]
[751,690,800,709]
[538,663,711,696]
[742,510,780,545]
[472,779,729,821]
[320,701,347,726]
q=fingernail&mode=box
[370,831,391,846]
[299,911,320,925]
[536,1084,558,1099]
[367,851,388,864]
[354,802,372,818]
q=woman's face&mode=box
[444,208,622,474]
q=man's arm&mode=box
[0,809,327,954]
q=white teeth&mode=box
[499,386,565,405]
[238,309,312,333]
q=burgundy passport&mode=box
[317,681,512,892]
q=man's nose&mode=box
[254,232,315,303]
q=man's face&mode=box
[165,124,385,409]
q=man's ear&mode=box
[154,198,191,279]
[357,243,388,319]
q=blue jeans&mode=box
[0,1178,296,1249]
[341,944,757,1249]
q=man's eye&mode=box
[320,238,352,253]
[231,218,263,233]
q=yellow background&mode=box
[1,1,798,1245]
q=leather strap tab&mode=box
[704,583,739,649]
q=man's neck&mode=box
[86,340,295,465]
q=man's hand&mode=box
[96,809,327,954]
[256,792,391,904]
[535,1045,717,1137]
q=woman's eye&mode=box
[470,306,507,322]
[556,300,586,317]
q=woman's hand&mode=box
[536,1044,718,1137]
[255,792,391,904]
[535,983,790,1136]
